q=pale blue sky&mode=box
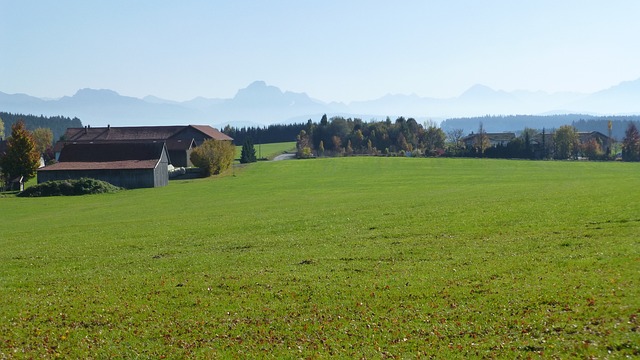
[2,0,639,102]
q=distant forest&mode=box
[441,114,640,140]
[223,123,306,145]
[224,114,640,145]
[1,112,83,141]
[572,117,640,140]
[226,115,449,157]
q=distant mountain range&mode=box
[1,79,639,130]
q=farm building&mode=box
[38,142,169,189]
[165,138,196,168]
[577,131,613,153]
[53,125,232,167]
[531,130,614,157]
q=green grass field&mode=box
[1,157,638,358]
[235,141,296,160]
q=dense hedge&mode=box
[18,178,122,197]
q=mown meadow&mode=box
[234,141,295,161]
[1,157,638,358]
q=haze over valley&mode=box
[3,2,640,133]
[1,78,639,132]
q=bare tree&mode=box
[475,122,490,156]
[446,128,464,152]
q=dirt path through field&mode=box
[272,153,296,161]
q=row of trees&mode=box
[296,115,447,158]
[440,114,640,140]
[223,123,306,146]
[470,125,607,160]
[222,115,640,162]
[289,115,640,161]
[1,112,82,142]
[1,113,73,168]
[4,115,640,190]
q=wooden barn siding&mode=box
[185,148,193,167]
[39,169,160,189]
[154,150,169,187]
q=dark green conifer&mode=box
[240,137,257,163]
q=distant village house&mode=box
[462,129,613,159]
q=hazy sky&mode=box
[2,1,639,102]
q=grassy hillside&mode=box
[234,141,296,160]
[1,158,638,358]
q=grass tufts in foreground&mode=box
[1,157,638,358]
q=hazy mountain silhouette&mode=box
[218,81,329,123]
[567,79,640,114]
[1,79,638,129]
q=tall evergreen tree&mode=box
[0,120,41,182]
[240,137,257,163]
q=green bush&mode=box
[18,178,122,197]
[190,140,235,176]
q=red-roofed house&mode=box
[38,142,169,188]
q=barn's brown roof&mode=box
[187,125,234,141]
[40,142,167,171]
[61,125,231,142]
[165,139,196,151]
[39,160,159,171]
[62,126,182,142]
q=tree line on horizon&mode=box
[440,114,640,140]
[223,114,640,162]
[1,112,82,142]
[3,113,640,191]
[0,113,84,190]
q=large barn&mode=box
[53,125,233,167]
[38,142,170,189]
